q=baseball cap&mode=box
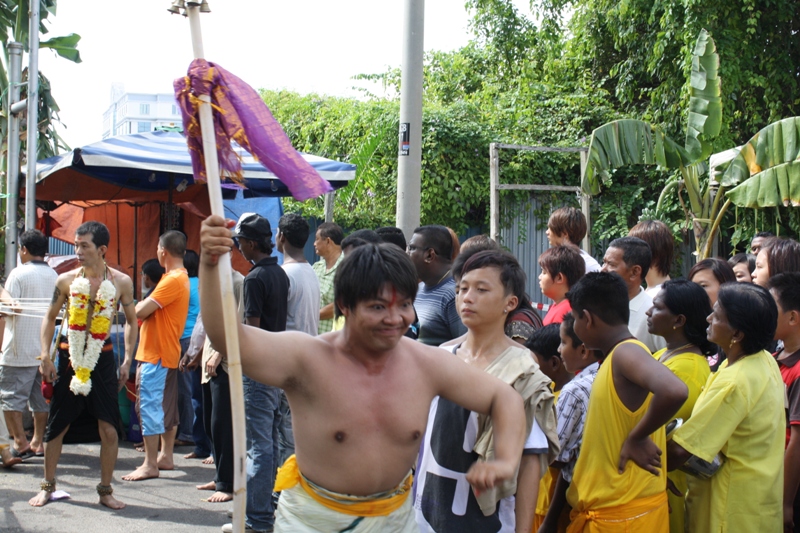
[232,213,272,240]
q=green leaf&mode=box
[40,33,82,63]
[720,117,800,189]
[684,29,721,161]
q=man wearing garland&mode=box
[123,230,190,482]
[29,221,138,509]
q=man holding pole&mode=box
[29,221,138,509]
[199,215,527,532]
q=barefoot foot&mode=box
[202,456,214,465]
[196,480,216,491]
[156,457,174,471]
[1,446,23,469]
[28,490,52,507]
[204,491,233,503]
[122,465,159,481]
[99,493,126,509]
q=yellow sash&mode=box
[274,455,413,517]
[566,491,667,533]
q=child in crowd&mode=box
[538,314,600,533]
[538,245,585,326]
[628,220,674,297]
[546,207,600,273]
[562,272,687,532]
[526,324,574,532]
[769,273,800,532]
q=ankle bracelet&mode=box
[40,479,56,493]
[96,483,114,497]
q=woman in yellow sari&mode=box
[645,279,714,532]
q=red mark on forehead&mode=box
[389,286,398,306]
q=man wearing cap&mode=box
[224,213,289,533]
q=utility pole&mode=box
[5,43,24,275]
[395,0,424,239]
[24,0,40,230]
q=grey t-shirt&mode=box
[282,262,321,336]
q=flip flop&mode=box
[34,449,45,457]
[11,447,35,460]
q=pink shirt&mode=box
[543,298,572,326]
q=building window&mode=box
[140,103,150,115]
[138,121,151,133]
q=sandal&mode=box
[1,445,23,468]
[11,446,35,461]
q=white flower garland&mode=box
[67,277,116,396]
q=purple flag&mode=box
[174,59,333,201]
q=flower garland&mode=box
[67,276,116,396]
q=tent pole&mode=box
[5,42,23,276]
[133,204,138,298]
[185,5,247,532]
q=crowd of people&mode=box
[1,206,799,533]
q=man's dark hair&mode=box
[538,245,585,287]
[729,252,756,274]
[547,207,587,245]
[525,323,561,361]
[19,229,48,257]
[142,258,165,285]
[278,213,310,249]
[560,313,583,348]
[454,245,534,317]
[460,250,527,299]
[159,230,187,258]
[412,225,453,262]
[375,226,407,251]
[460,234,500,253]
[317,222,344,246]
[717,282,777,355]
[608,236,652,280]
[688,258,736,285]
[341,229,381,251]
[628,220,674,277]
[184,249,199,278]
[763,238,800,277]
[755,231,775,239]
[567,271,630,326]
[660,279,717,356]
[768,273,800,314]
[76,221,110,248]
[334,243,418,317]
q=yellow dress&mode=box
[672,350,784,533]
[654,349,710,533]
[566,339,668,532]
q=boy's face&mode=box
[559,321,586,373]
[535,352,560,382]
[571,308,597,351]
[771,288,797,342]
[457,266,516,326]
[546,225,567,246]
[732,262,751,283]
[538,267,555,298]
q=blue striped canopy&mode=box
[32,130,355,203]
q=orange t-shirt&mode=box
[135,268,190,369]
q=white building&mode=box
[102,83,183,139]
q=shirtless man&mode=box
[199,216,526,532]
[29,221,138,509]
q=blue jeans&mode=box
[243,376,281,531]
[177,338,194,443]
[188,366,211,457]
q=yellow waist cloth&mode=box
[566,491,667,533]
[274,455,413,518]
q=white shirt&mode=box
[580,249,601,274]
[282,262,320,336]
[628,287,666,353]
[0,261,58,367]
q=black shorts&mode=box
[44,338,122,443]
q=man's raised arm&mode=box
[39,276,70,383]
[428,350,526,490]
[198,215,310,388]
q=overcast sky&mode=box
[33,0,532,149]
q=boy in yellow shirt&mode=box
[563,272,687,532]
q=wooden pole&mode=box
[185,5,247,532]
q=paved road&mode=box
[1,441,234,532]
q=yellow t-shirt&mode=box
[672,350,784,533]
[654,349,710,533]
[566,339,667,513]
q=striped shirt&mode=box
[312,253,343,334]
[555,361,599,482]
[414,276,465,346]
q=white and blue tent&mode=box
[30,130,356,203]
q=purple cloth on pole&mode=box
[174,59,332,201]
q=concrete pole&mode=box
[489,143,500,242]
[5,43,24,275]
[579,149,591,253]
[395,0,424,239]
[24,0,40,230]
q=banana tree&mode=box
[581,29,725,258]
[721,117,800,211]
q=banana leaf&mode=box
[40,33,81,63]
[722,117,800,207]
[685,29,722,161]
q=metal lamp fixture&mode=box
[167,0,185,15]
[168,0,209,16]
